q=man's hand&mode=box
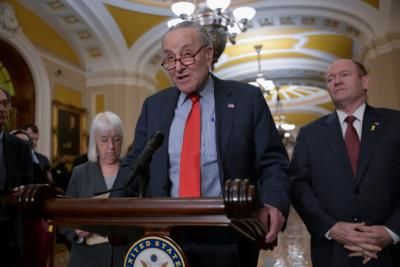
[355,225,393,249]
[258,205,285,243]
[75,229,93,239]
[345,225,393,262]
[330,222,384,262]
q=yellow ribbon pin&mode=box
[370,122,379,132]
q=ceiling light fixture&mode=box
[168,0,256,68]
[249,44,276,94]
[249,44,296,137]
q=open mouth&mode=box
[176,74,190,81]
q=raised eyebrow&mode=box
[163,47,194,61]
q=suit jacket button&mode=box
[353,217,358,222]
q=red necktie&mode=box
[344,116,360,176]
[179,93,201,197]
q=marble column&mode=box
[364,32,400,110]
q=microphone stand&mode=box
[95,158,152,197]
[136,162,150,198]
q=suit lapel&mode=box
[90,162,108,191]
[322,112,354,177]
[158,88,180,194]
[213,77,235,179]
[356,106,382,183]
[161,88,180,135]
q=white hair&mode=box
[87,111,124,162]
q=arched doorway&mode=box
[0,39,35,130]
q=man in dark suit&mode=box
[290,59,400,267]
[23,124,52,184]
[119,21,290,267]
[0,88,33,266]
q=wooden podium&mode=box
[6,179,273,266]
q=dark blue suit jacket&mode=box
[1,131,33,260]
[118,75,290,216]
[290,105,400,267]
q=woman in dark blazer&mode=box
[62,111,130,267]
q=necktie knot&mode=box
[345,115,356,124]
[188,93,200,104]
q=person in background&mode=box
[10,129,51,267]
[72,152,88,169]
[61,111,130,267]
[0,87,33,267]
[23,124,52,184]
[290,59,400,266]
[71,135,89,171]
[119,21,290,267]
[50,157,71,194]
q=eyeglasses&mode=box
[0,99,11,108]
[161,45,207,70]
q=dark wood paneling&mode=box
[0,40,35,128]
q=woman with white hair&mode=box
[62,111,129,267]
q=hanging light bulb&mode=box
[171,1,195,18]
[206,0,231,11]
[167,18,185,28]
[233,7,256,21]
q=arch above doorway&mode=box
[0,39,34,129]
[0,33,52,157]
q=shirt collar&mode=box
[178,74,214,106]
[336,103,366,124]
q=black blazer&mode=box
[115,75,290,267]
[290,105,400,267]
[1,131,33,254]
[119,75,290,215]
[63,161,130,267]
[35,151,50,169]
[3,132,33,189]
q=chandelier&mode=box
[168,0,256,67]
[249,44,295,138]
[249,44,275,93]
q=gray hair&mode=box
[87,111,124,162]
[162,21,212,48]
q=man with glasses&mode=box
[121,21,289,267]
[0,87,33,266]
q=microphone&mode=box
[126,131,164,197]
[128,131,164,181]
[94,131,164,196]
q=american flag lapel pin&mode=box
[227,103,235,108]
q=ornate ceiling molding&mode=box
[0,2,20,38]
